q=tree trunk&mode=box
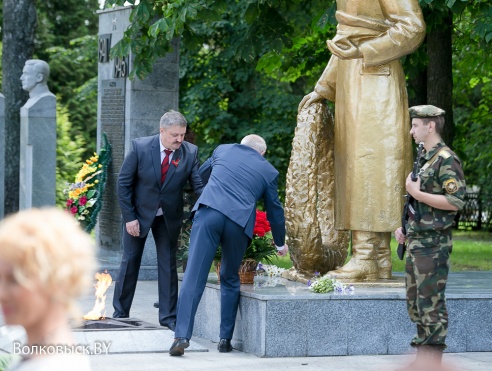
[426,10,454,146]
[2,0,37,215]
[407,69,427,108]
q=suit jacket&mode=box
[118,134,203,240]
[193,144,285,246]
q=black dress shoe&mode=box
[162,322,176,332]
[112,312,129,319]
[217,338,233,353]
[153,301,159,308]
[169,338,189,356]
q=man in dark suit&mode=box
[113,110,203,331]
[169,134,288,356]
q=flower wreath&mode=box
[64,133,111,233]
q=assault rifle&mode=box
[397,142,425,260]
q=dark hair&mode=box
[421,116,445,135]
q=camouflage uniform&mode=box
[405,140,466,349]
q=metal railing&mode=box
[456,190,492,230]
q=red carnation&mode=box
[255,227,266,237]
[66,199,73,207]
[79,195,88,206]
[253,210,271,236]
[70,206,78,215]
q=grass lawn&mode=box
[267,230,492,273]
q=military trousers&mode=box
[405,233,451,349]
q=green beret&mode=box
[409,105,445,119]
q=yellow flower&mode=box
[68,183,92,199]
[75,164,97,183]
[95,180,99,184]
[69,189,80,199]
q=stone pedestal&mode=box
[19,94,57,209]
[96,6,179,279]
[194,272,492,357]
[0,94,4,219]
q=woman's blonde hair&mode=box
[0,208,97,309]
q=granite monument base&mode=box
[192,271,492,357]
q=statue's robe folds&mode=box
[315,0,425,232]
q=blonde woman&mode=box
[0,208,96,370]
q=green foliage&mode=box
[45,36,98,158]
[265,253,293,269]
[33,2,99,154]
[34,0,100,60]
[390,231,492,272]
[451,4,492,195]
[177,1,332,197]
[176,221,191,268]
[56,104,87,207]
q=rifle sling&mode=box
[419,147,450,174]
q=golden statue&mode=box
[297,0,426,280]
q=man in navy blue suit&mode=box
[113,110,203,331]
[169,134,288,356]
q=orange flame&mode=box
[83,270,113,320]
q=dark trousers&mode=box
[175,206,249,340]
[112,215,178,326]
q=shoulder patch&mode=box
[444,178,459,194]
[439,150,451,159]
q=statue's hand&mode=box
[298,91,322,113]
[327,39,362,60]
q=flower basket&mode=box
[215,259,257,285]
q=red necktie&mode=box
[161,149,173,184]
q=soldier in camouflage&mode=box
[395,105,466,370]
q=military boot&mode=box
[328,231,378,280]
[377,232,392,279]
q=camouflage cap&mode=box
[409,105,445,119]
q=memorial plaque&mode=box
[99,79,125,253]
[101,79,125,171]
